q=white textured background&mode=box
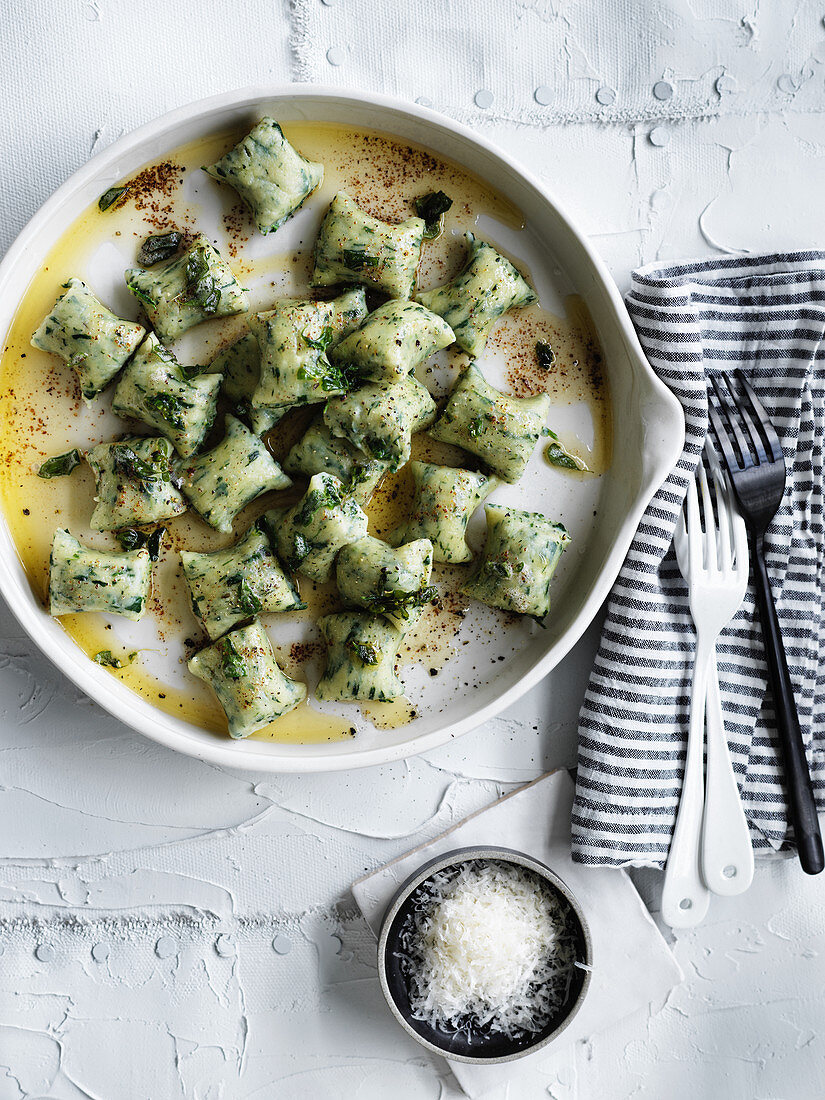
[2,1,825,1097]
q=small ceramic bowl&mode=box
[377,846,592,1064]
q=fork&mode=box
[709,372,824,876]
[662,452,752,928]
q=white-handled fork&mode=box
[661,443,753,928]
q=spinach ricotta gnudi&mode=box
[188,619,307,738]
[125,233,248,342]
[248,298,345,410]
[215,287,368,436]
[284,416,390,509]
[418,234,536,357]
[49,529,152,620]
[330,300,454,384]
[177,414,292,534]
[263,472,368,583]
[324,375,437,471]
[336,535,434,633]
[462,504,570,618]
[180,520,304,642]
[212,333,285,436]
[389,461,499,564]
[203,117,324,236]
[85,437,187,532]
[31,277,145,402]
[316,611,405,702]
[311,191,425,300]
[428,363,551,483]
[112,333,222,458]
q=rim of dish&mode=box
[0,84,685,771]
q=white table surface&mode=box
[2,2,825,1097]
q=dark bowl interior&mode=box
[381,850,592,1062]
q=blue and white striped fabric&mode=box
[572,253,825,868]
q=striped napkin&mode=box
[572,252,825,868]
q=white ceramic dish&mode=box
[0,86,683,772]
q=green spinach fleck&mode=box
[302,324,334,352]
[285,532,313,573]
[484,560,512,578]
[346,639,379,665]
[363,584,438,620]
[297,356,349,393]
[178,362,208,381]
[146,391,188,429]
[341,247,380,272]
[112,444,169,486]
[236,577,263,615]
[186,243,221,314]
[221,637,247,680]
[129,284,156,310]
[93,649,134,668]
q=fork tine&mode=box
[697,460,716,570]
[709,453,731,572]
[708,387,741,475]
[673,500,688,574]
[685,474,702,571]
[728,373,769,464]
[737,372,783,463]
[708,440,734,572]
[711,373,753,466]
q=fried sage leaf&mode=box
[414,190,453,239]
[38,449,81,479]
[138,231,183,266]
[98,186,129,212]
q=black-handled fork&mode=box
[708,372,824,875]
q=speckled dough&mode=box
[125,233,248,342]
[249,298,345,409]
[336,534,434,632]
[428,363,551,482]
[263,472,368,582]
[284,416,390,507]
[203,117,324,235]
[49,529,152,620]
[31,277,145,402]
[85,437,187,531]
[389,461,499,563]
[329,300,454,383]
[324,376,437,470]
[178,414,292,534]
[212,333,286,436]
[216,287,367,434]
[188,619,306,738]
[311,191,425,299]
[180,519,304,641]
[463,503,570,618]
[112,333,222,458]
[316,611,404,701]
[418,234,536,357]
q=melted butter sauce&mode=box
[0,121,608,743]
[493,296,612,478]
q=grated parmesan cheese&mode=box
[397,860,579,1039]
